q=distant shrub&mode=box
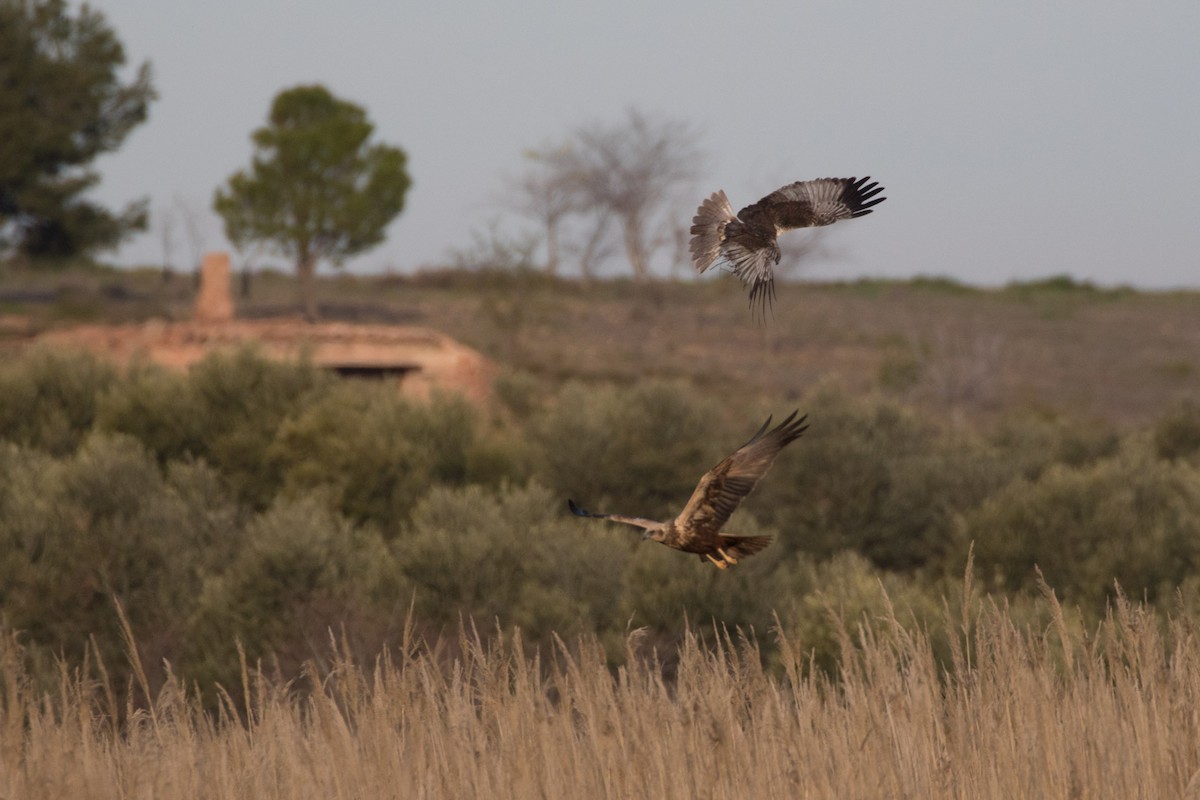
[907,274,976,295]
[967,446,1200,608]
[268,383,525,530]
[988,411,1120,480]
[492,367,551,420]
[99,351,527,522]
[530,380,729,521]
[1005,274,1095,294]
[824,276,974,297]
[0,442,56,576]
[96,362,208,462]
[748,385,1002,572]
[268,382,437,527]
[0,434,241,675]
[1000,274,1135,317]
[184,494,396,691]
[397,482,624,643]
[1153,399,1200,462]
[182,349,335,507]
[877,342,923,393]
[96,348,335,509]
[0,347,116,454]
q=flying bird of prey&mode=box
[689,176,887,316]
[567,411,809,569]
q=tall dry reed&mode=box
[3,586,1200,799]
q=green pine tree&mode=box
[0,0,156,261]
[214,85,411,320]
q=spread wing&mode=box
[673,411,809,542]
[567,499,659,531]
[750,176,886,231]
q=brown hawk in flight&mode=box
[689,176,887,316]
[568,411,808,569]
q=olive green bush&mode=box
[97,348,333,508]
[0,347,116,454]
[398,482,624,643]
[987,411,1120,480]
[0,434,240,671]
[1153,398,1200,462]
[968,444,1200,608]
[748,385,1000,572]
[183,493,397,691]
[530,379,730,520]
[267,382,515,531]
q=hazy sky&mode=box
[89,0,1200,288]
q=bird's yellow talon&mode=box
[717,548,738,565]
[706,554,729,569]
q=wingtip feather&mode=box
[760,409,810,445]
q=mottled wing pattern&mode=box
[672,411,810,546]
[760,176,886,230]
[721,239,780,317]
[567,499,659,531]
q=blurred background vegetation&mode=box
[2,268,1200,700]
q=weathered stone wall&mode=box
[28,251,495,405]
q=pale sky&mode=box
[88,0,1200,288]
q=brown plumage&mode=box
[690,176,886,317]
[567,411,809,569]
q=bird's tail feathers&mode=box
[689,190,736,273]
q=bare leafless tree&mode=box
[512,146,580,276]
[535,108,700,281]
[447,217,540,272]
[573,209,615,282]
[508,145,614,281]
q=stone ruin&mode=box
[194,252,234,323]
[33,252,495,406]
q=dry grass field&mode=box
[4,582,1200,799]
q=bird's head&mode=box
[641,527,667,544]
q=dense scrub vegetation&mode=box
[2,346,1200,698]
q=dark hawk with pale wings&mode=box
[568,411,808,569]
[690,176,887,316]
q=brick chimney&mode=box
[194,251,234,322]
